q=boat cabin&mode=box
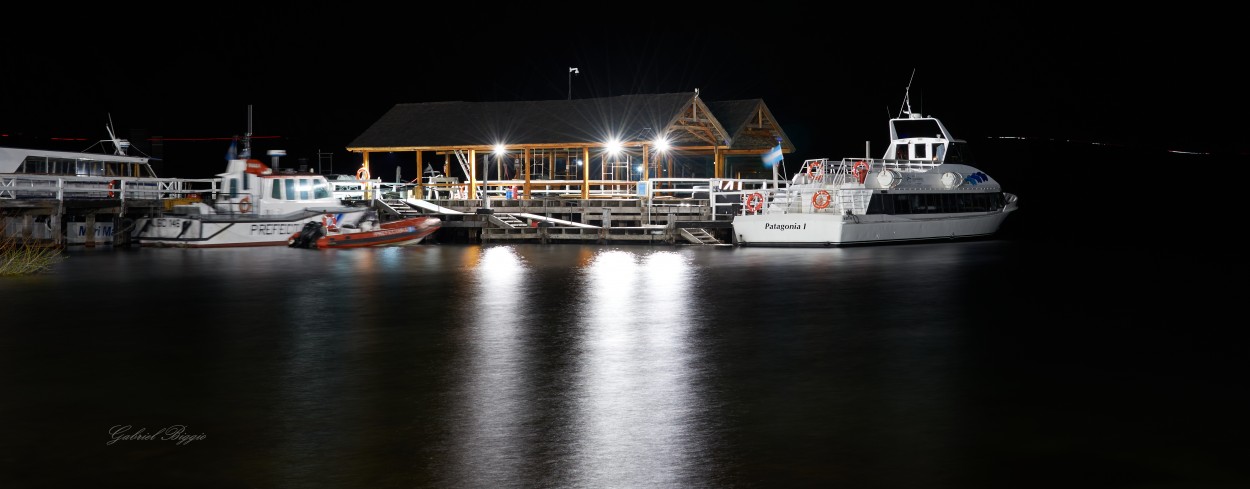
[215,159,338,214]
[885,115,973,164]
[0,147,156,177]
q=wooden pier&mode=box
[379,196,736,245]
[1,174,214,247]
[2,173,787,247]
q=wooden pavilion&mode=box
[346,92,793,199]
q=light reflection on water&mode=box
[449,246,532,486]
[2,241,1242,488]
[571,249,705,487]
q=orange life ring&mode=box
[107,180,115,198]
[851,160,870,183]
[805,160,823,181]
[239,195,252,213]
[812,190,832,209]
[744,192,764,213]
[356,166,370,181]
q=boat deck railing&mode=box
[0,174,219,201]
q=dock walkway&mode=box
[3,176,786,247]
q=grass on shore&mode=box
[0,238,65,276]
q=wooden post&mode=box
[714,146,722,179]
[523,147,531,200]
[581,147,590,200]
[23,214,33,239]
[415,150,424,199]
[467,149,477,200]
[51,212,61,246]
[84,213,96,248]
[362,152,371,200]
[444,153,451,181]
[641,144,650,181]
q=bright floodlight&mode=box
[653,137,670,152]
[493,144,506,156]
[605,138,622,156]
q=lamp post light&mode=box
[652,135,670,185]
[480,144,506,212]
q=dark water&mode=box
[1,237,1244,488]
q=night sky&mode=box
[1,5,1240,179]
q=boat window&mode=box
[313,179,330,199]
[228,178,238,198]
[284,179,296,201]
[893,194,911,214]
[894,145,907,160]
[298,178,310,200]
[271,179,281,199]
[914,144,928,159]
[881,192,1003,214]
[19,157,46,174]
[934,144,945,161]
[945,142,972,164]
[866,194,884,214]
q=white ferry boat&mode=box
[2,121,165,243]
[133,145,369,248]
[732,106,1018,246]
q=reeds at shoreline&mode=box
[0,238,64,276]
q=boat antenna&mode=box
[897,68,916,119]
[105,113,130,156]
[241,105,253,159]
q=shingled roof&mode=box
[348,93,791,152]
[705,100,795,152]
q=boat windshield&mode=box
[893,119,944,140]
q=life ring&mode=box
[805,160,823,181]
[239,195,252,213]
[107,180,115,198]
[744,192,764,213]
[850,160,870,183]
[356,166,370,181]
[812,190,832,209]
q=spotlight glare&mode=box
[653,137,670,152]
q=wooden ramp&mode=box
[679,228,727,245]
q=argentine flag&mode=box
[761,143,783,167]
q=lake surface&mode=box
[1,238,1244,488]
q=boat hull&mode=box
[290,216,441,249]
[134,210,367,248]
[732,210,1013,246]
